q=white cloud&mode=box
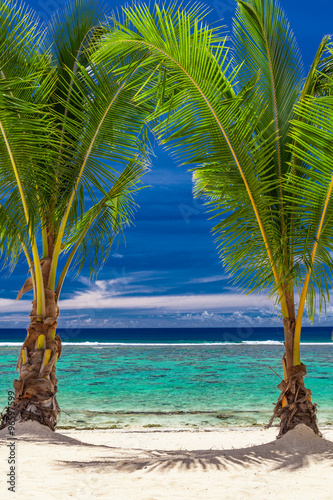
[59,291,274,311]
[187,275,230,284]
[0,290,274,314]
[112,253,123,259]
[0,299,31,312]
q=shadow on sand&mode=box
[1,422,333,472]
[60,433,333,472]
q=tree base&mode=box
[1,396,59,432]
[0,321,62,432]
[267,363,320,438]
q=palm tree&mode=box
[94,0,333,436]
[0,0,150,430]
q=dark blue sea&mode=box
[0,326,332,344]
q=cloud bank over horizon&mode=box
[0,273,329,329]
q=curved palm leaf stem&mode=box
[55,229,90,299]
[0,122,45,318]
[48,69,138,291]
[55,196,114,298]
[55,156,142,297]
[55,191,115,299]
[102,38,289,317]
[294,175,333,365]
[55,246,79,300]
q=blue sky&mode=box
[1,0,333,328]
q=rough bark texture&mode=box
[267,318,320,437]
[267,362,320,437]
[1,258,61,431]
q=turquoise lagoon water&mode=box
[0,328,333,429]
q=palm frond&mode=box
[94,4,291,303]
[286,94,333,319]
[55,156,148,295]
[234,0,304,170]
[0,0,152,294]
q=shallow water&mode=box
[1,328,332,429]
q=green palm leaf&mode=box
[0,0,152,297]
[93,3,289,308]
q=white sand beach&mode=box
[1,422,333,499]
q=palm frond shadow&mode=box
[58,429,333,473]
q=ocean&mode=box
[1,327,332,429]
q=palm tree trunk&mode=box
[268,318,320,437]
[0,261,62,431]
